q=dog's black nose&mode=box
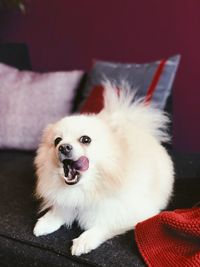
[58,144,73,156]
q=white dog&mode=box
[33,83,174,256]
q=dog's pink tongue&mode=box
[72,156,89,171]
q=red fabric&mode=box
[135,208,200,267]
[80,85,104,114]
[80,85,120,114]
[144,59,167,104]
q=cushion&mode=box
[79,55,180,113]
[0,63,84,150]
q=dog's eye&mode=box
[79,135,91,145]
[54,137,62,147]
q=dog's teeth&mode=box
[68,170,73,180]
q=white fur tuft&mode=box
[101,81,170,143]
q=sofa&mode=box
[0,44,200,267]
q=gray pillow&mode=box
[80,55,181,112]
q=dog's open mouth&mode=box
[62,156,89,185]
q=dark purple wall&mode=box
[1,0,200,152]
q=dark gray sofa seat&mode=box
[0,150,200,267]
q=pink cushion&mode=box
[0,63,84,150]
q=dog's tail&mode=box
[100,81,170,143]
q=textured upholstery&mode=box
[0,150,199,267]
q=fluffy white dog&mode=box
[33,83,174,256]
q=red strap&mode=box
[145,59,167,104]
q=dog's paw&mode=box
[33,219,49,237]
[33,210,64,237]
[71,229,104,256]
[71,236,95,256]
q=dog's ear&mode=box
[34,123,55,176]
[40,124,55,147]
[97,110,119,133]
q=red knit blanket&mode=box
[135,208,200,267]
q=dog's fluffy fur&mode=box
[33,83,174,256]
